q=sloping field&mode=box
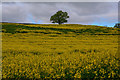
[2,23,120,79]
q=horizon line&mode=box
[1,21,116,27]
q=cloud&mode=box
[2,2,118,26]
[2,2,29,23]
[0,3,2,22]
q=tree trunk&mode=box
[58,18,62,25]
[58,20,61,25]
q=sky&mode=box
[2,2,119,27]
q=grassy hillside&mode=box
[2,23,120,79]
[1,23,119,34]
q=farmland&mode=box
[2,23,120,79]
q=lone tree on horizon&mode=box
[114,23,120,28]
[50,10,69,25]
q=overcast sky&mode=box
[2,2,118,27]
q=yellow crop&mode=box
[2,24,120,79]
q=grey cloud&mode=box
[2,2,118,26]
[2,2,29,23]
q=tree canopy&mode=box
[50,10,69,25]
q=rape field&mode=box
[2,23,120,79]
